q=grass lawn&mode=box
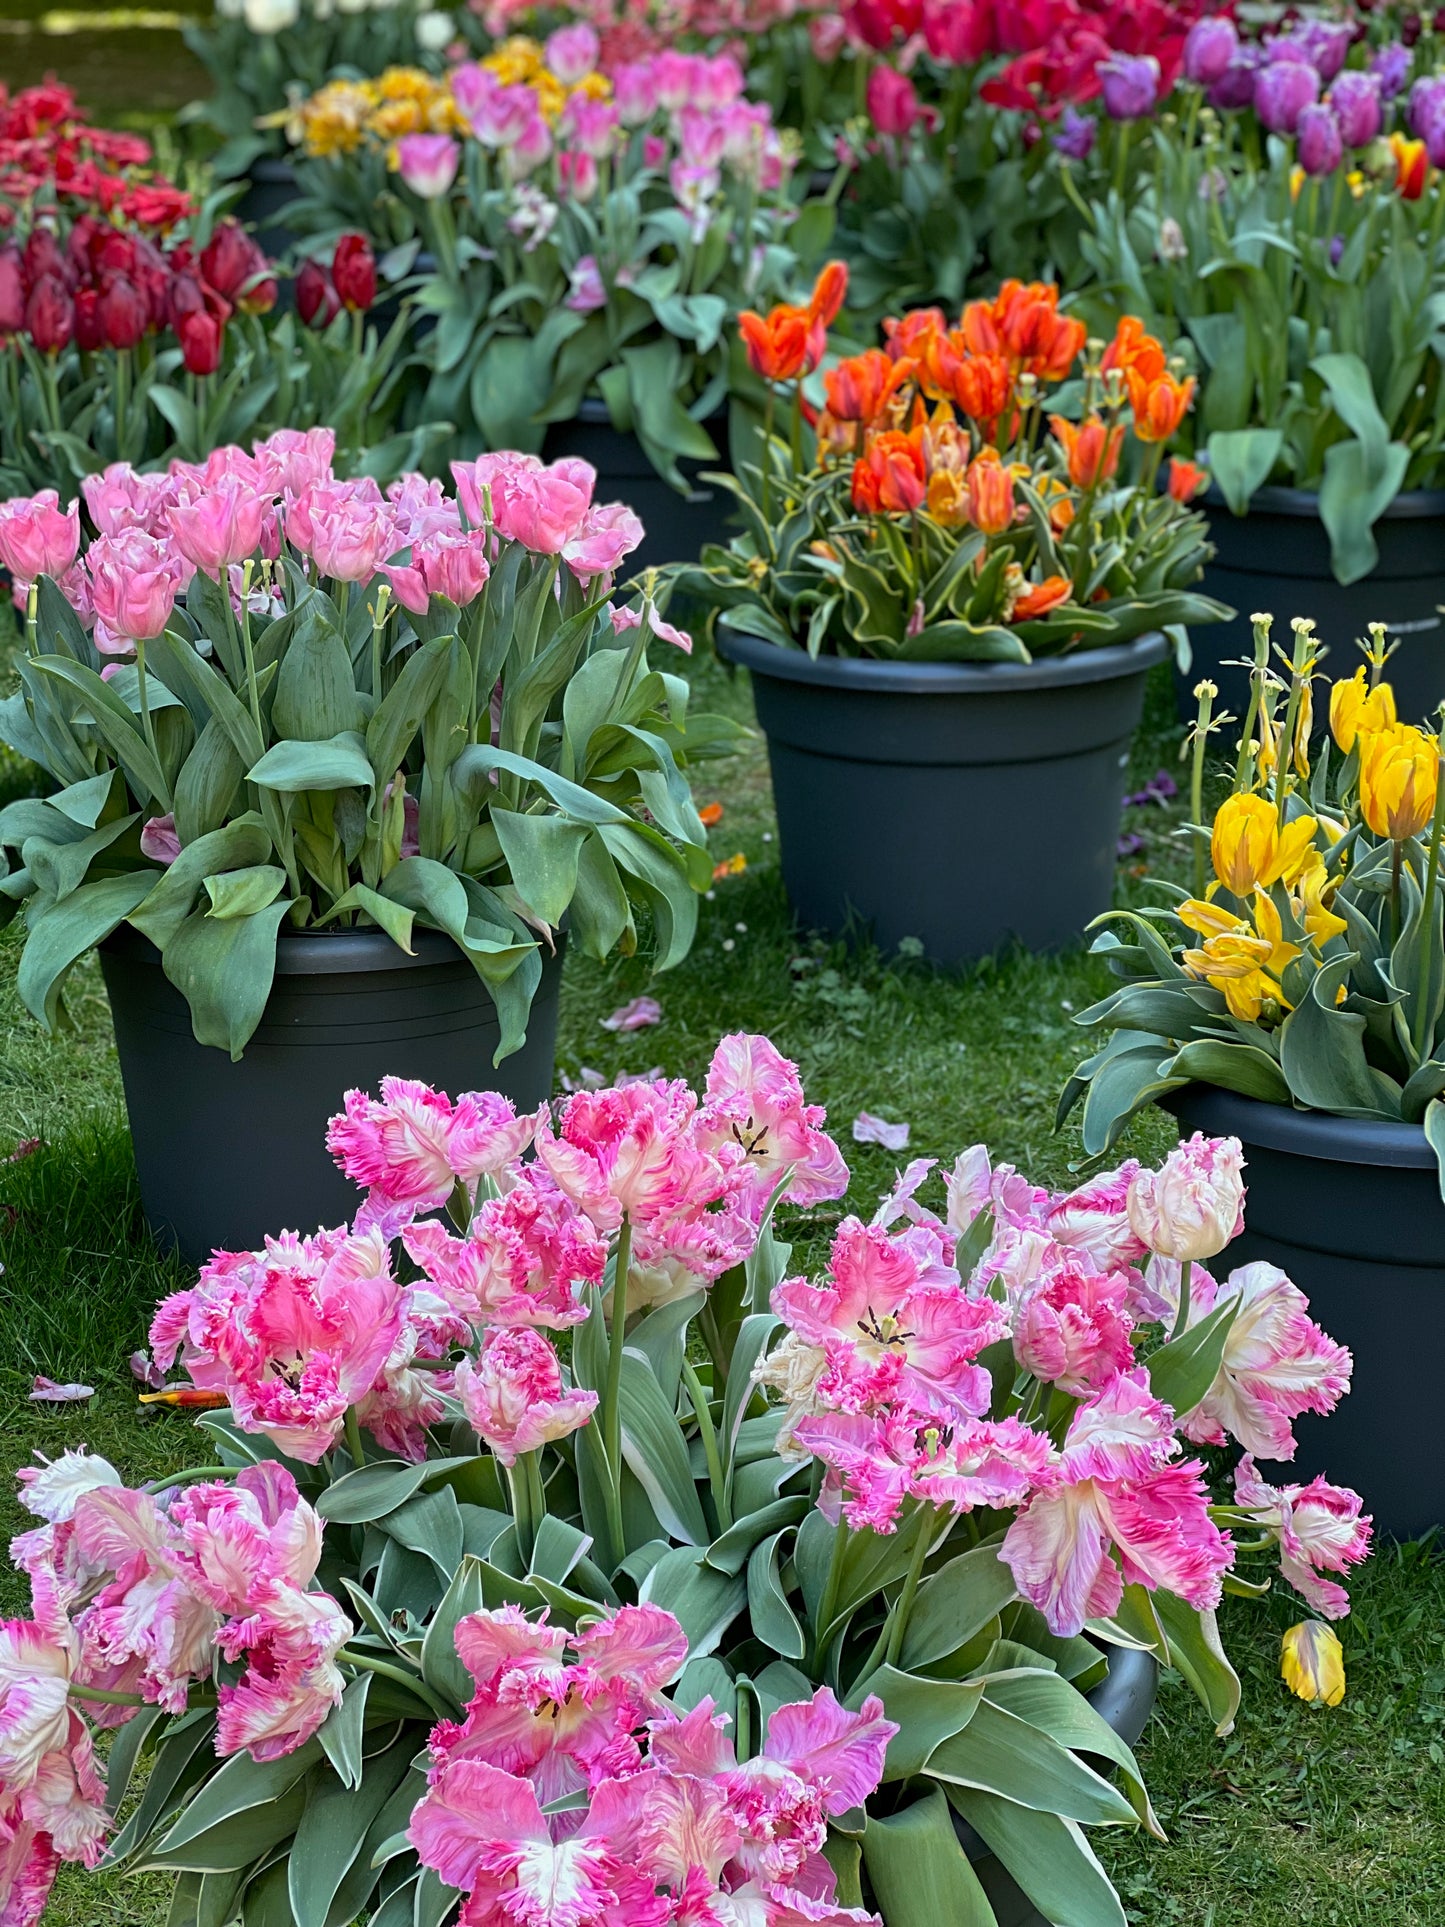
[1,648,1440,1925]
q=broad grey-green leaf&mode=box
[638,1547,746,1657]
[316,1673,372,1792]
[491,808,590,927]
[173,717,246,844]
[149,1737,321,1856]
[855,1666,986,1781]
[288,1747,413,1927]
[421,1554,485,1706]
[860,1786,996,1927]
[317,881,416,952]
[51,771,116,829]
[982,1668,1160,1834]
[161,894,294,1059]
[1143,1291,1240,1420]
[23,813,138,902]
[620,1350,710,1545]
[247,732,375,794]
[18,871,155,1029]
[899,1545,1019,1673]
[366,634,454,782]
[746,1530,806,1660]
[924,1697,1137,1825]
[271,600,366,742]
[945,1790,1125,1927]
[203,864,288,920]
[129,818,273,949]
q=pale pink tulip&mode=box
[85,530,187,643]
[396,132,461,198]
[82,463,179,538]
[1127,1133,1245,1262]
[697,1032,848,1220]
[563,501,645,584]
[166,472,271,576]
[0,491,80,583]
[455,1328,598,1467]
[383,529,491,613]
[546,21,600,83]
[1044,1162,1149,1269]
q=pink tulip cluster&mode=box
[406,1598,896,1927]
[1,1451,350,1920]
[761,1129,1369,1638]
[0,430,650,643]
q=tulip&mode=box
[866,66,924,137]
[1211,793,1318,896]
[176,308,223,376]
[1126,1131,1245,1264]
[1372,42,1411,98]
[331,233,376,313]
[97,273,148,351]
[565,253,607,314]
[1329,666,1396,752]
[1052,106,1096,161]
[74,286,105,354]
[87,531,185,642]
[0,246,24,334]
[166,475,270,577]
[851,432,927,514]
[967,451,1015,533]
[199,222,268,309]
[1183,16,1238,87]
[563,95,621,160]
[738,302,817,382]
[24,273,74,354]
[951,351,1012,428]
[921,0,992,65]
[1297,104,1343,177]
[296,258,339,329]
[395,132,460,200]
[1167,457,1209,503]
[1098,53,1160,121]
[1127,368,1196,443]
[1281,1622,1345,1707]
[1390,132,1430,199]
[825,348,908,423]
[545,21,600,83]
[0,490,81,583]
[22,228,66,288]
[1210,49,1264,112]
[1050,414,1123,489]
[1255,59,1320,134]
[1012,575,1073,620]
[1358,722,1439,840]
[1328,72,1382,148]
[558,150,599,201]
[808,259,849,329]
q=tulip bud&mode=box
[98,273,148,351]
[296,258,339,329]
[176,308,223,377]
[1298,103,1344,176]
[25,274,75,355]
[1281,1621,1345,1706]
[74,286,105,354]
[0,246,24,335]
[1125,1132,1245,1263]
[331,233,376,314]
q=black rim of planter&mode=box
[1204,482,1445,521]
[715,627,1171,690]
[1160,1083,1437,1169]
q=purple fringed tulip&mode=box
[1409,73,1445,137]
[1210,47,1264,112]
[1328,71,1382,147]
[1255,59,1320,135]
[1297,104,1344,177]
[1274,21,1350,82]
[1052,105,1097,160]
[1183,16,1238,87]
[1371,43,1412,98]
[1098,52,1160,121]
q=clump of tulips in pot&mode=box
[0,1032,1368,1925]
[672,261,1227,661]
[1066,615,1445,1177]
[0,430,736,1059]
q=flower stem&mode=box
[761,383,776,530]
[808,1519,851,1675]
[338,1649,452,1722]
[882,1505,935,1673]
[1412,740,1445,1063]
[681,1357,732,1534]
[142,1465,237,1492]
[509,1458,536,1565]
[602,1216,634,1566]
[134,637,171,812]
[1190,680,1216,901]
[1170,1258,1194,1340]
[69,1683,145,1708]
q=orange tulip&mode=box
[824,349,913,423]
[1128,367,1196,442]
[852,431,928,513]
[1391,132,1429,200]
[1050,413,1124,488]
[958,296,1002,358]
[884,306,948,363]
[992,278,1087,380]
[1102,314,1167,382]
[1167,456,1209,502]
[808,259,849,327]
[926,468,971,527]
[739,303,816,381]
[967,449,1016,533]
[1013,575,1073,620]
[951,350,1013,430]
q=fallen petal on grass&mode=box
[852,1111,911,1150]
[601,995,663,1032]
[30,1375,95,1402]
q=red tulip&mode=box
[0,247,23,334]
[98,273,148,351]
[25,273,74,354]
[176,307,224,376]
[74,286,104,353]
[296,258,339,329]
[22,228,67,290]
[331,233,376,314]
[199,221,276,315]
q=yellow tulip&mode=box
[1357,723,1440,841]
[1250,889,1303,976]
[1329,666,1397,753]
[1211,795,1319,897]
[1295,851,1349,946]
[1281,1621,1346,1707]
[1181,929,1291,1022]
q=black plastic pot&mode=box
[1162,1084,1444,1541]
[1189,485,1445,727]
[542,398,733,576]
[235,155,301,255]
[716,629,1169,963]
[100,925,564,1268]
[951,1645,1158,1927]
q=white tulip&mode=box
[414,7,454,49]
[242,0,301,29]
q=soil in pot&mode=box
[1185,486,1445,728]
[101,925,565,1267]
[717,630,1169,965]
[1163,1084,1444,1541]
[951,1645,1158,1927]
[542,399,734,575]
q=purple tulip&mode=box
[1275,21,1351,82]
[1183,16,1238,87]
[1421,93,1445,167]
[1255,59,1320,135]
[1329,234,1345,268]
[1098,52,1160,122]
[1371,43,1412,99]
[1209,47,1264,112]
[1409,73,1445,137]
[1297,104,1344,176]
[1328,71,1382,147]
[1052,105,1097,160]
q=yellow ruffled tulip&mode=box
[1181,926,1292,1022]
[1357,723,1439,841]
[1281,1621,1346,1707]
[1296,851,1349,946]
[1330,667,1396,753]
[1211,795,1318,897]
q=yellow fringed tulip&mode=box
[1330,667,1396,753]
[1281,1621,1346,1707]
[1357,723,1439,841]
[1182,927,1292,1021]
[1211,795,1318,897]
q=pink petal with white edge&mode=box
[763,1688,897,1815]
[408,1757,548,1890]
[601,995,663,1032]
[574,1602,688,1691]
[28,1378,94,1404]
[851,1113,910,1151]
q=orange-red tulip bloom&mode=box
[852,431,928,513]
[967,450,1016,533]
[1102,314,1167,382]
[808,259,849,327]
[1128,368,1196,442]
[739,302,816,381]
[1013,575,1073,620]
[1391,132,1428,200]
[1050,413,1124,488]
[824,348,913,423]
[1168,456,1209,502]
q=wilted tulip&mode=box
[1328,665,1396,752]
[1281,1622,1345,1707]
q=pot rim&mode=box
[716,627,1171,693]
[1162,1081,1437,1170]
[101,922,554,979]
[1205,482,1445,521]
[573,394,728,431]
